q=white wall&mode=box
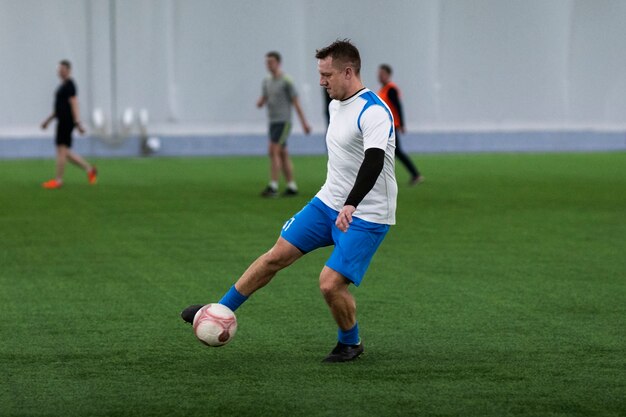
[0,0,89,128]
[1,0,626,137]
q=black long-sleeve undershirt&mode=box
[386,87,404,128]
[344,148,385,208]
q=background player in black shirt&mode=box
[41,60,97,189]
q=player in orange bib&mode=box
[378,64,423,185]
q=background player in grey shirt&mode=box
[257,51,311,197]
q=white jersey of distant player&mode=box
[316,88,398,225]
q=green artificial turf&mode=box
[0,152,624,417]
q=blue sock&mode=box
[218,285,248,312]
[338,322,360,345]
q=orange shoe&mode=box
[88,166,98,184]
[42,179,63,189]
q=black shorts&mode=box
[56,122,74,147]
[268,122,291,147]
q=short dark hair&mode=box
[315,39,361,75]
[266,51,281,63]
[59,60,71,70]
[379,64,392,75]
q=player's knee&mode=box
[262,247,292,271]
[319,271,341,298]
[319,283,334,300]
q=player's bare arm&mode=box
[69,96,85,134]
[41,113,55,130]
[292,97,311,134]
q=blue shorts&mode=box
[280,197,390,286]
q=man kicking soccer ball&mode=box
[182,39,398,363]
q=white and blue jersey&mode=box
[316,88,398,225]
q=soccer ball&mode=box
[145,136,161,152]
[193,304,238,347]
